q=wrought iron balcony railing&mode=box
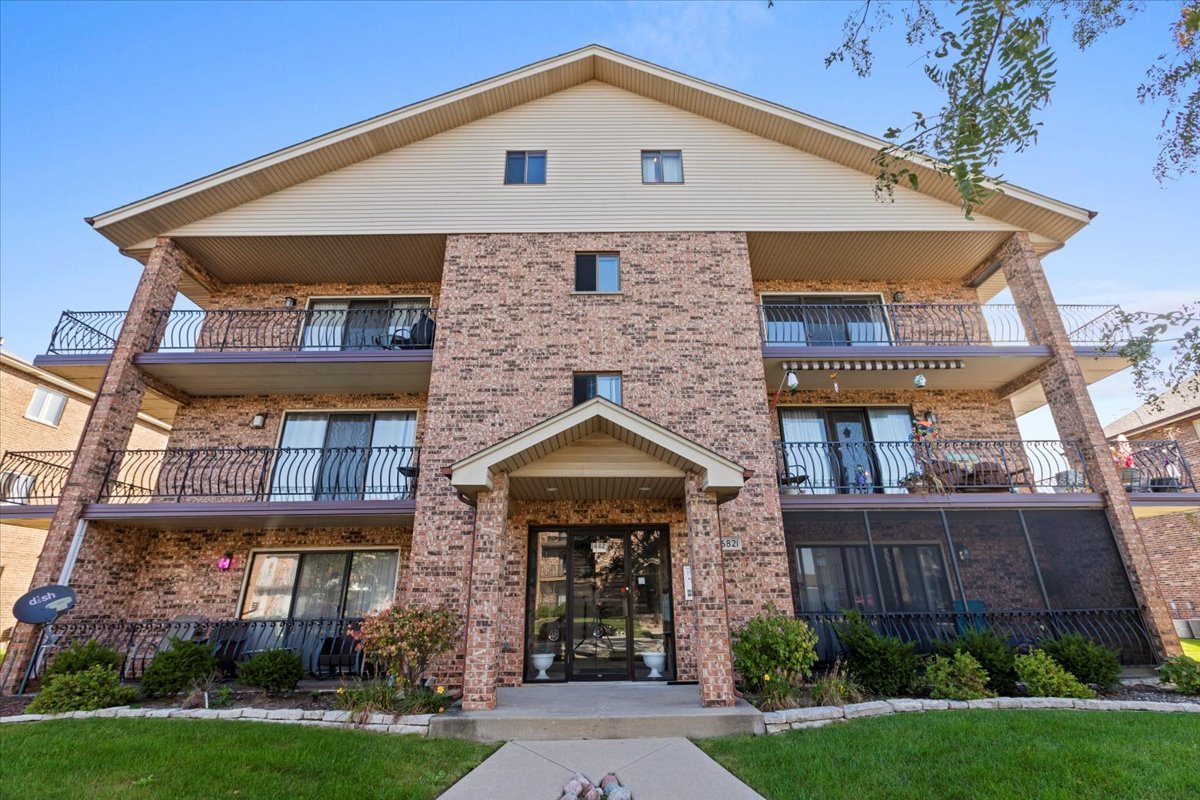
[758,303,1122,348]
[1107,438,1196,492]
[99,446,420,504]
[797,608,1154,665]
[46,306,438,355]
[0,450,74,505]
[774,439,1090,495]
[1,617,368,691]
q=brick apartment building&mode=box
[1105,377,1200,639]
[1,47,1194,706]
[0,348,168,640]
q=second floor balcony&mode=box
[34,305,438,410]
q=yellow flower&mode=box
[436,685,446,694]
[337,687,345,695]
[763,674,771,682]
[438,706,445,713]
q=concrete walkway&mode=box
[439,737,764,800]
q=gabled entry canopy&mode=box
[449,397,747,502]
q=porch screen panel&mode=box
[795,546,879,612]
[365,412,417,499]
[271,414,328,500]
[344,551,399,617]
[302,301,349,351]
[240,554,300,619]
[944,510,1047,609]
[1022,510,1138,608]
[867,409,916,494]
[292,552,349,619]
[779,408,833,494]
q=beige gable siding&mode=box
[169,81,1017,237]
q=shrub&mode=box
[926,651,996,700]
[731,612,818,693]
[139,638,219,697]
[1158,655,1200,695]
[808,660,864,706]
[750,672,801,711]
[237,649,304,692]
[351,605,459,690]
[836,611,922,698]
[335,679,452,721]
[1040,634,1121,690]
[44,640,124,682]
[936,629,1017,695]
[1015,649,1096,699]
[27,665,137,714]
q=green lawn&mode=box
[699,710,1200,800]
[1182,638,1200,661]
[0,718,496,800]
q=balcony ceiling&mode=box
[82,500,415,530]
[1007,350,1132,416]
[32,356,179,423]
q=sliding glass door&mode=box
[270,411,417,501]
[762,295,890,346]
[779,406,914,494]
[240,549,399,620]
[301,298,431,351]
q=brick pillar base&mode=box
[460,473,509,711]
[999,232,1181,659]
[685,472,736,707]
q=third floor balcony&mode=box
[758,300,1129,408]
[34,304,437,414]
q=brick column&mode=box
[460,472,509,711]
[685,471,736,707]
[999,232,1181,659]
[2,238,190,693]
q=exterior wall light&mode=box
[250,413,267,429]
[785,370,799,390]
[892,291,905,302]
[283,297,297,308]
[913,373,927,388]
[957,545,970,561]
[217,551,234,571]
[922,410,938,424]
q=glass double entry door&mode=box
[525,527,675,682]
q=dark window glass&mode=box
[574,254,597,292]
[505,151,546,184]
[573,373,621,405]
[575,253,619,292]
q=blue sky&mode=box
[2,1,1197,438]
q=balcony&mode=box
[52,445,420,529]
[34,306,438,409]
[0,450,73,526]
[1108,438,1197,518]
[773,439,1102,509]
[758,302,1128,404]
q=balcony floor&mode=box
[81,499,416,529]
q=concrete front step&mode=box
[430,683,764,742]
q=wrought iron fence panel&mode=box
[1109,439,1196,492]
[153,307,438,352]
[775,440,1088,494]
[46,311,125,354]
[100,446,419,503]
[1060,305,1127,347]
[796,608,1155,665]
[0,451,75,504]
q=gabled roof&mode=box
[1104,376,1200,437]
[449,396,747,498]
[88,45,1093,251]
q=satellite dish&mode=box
[12,584,76,625]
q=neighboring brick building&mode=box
[1105,377,1200,638]
[2,47,1192,703]
[0,348,169,641]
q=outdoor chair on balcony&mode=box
[927,461,967,491]
[958,462,1030,492]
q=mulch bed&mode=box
[1102,684,1198,704]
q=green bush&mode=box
[808,660,864,706]
[926,651,995,700]
[836,611,922,698]
[44,640,124,682]
[237,649,304,692]
[139,638,218,697]
[731,612,818,693]
[27,665,137,714]
[1015,649,1096,699]
[936,629,1017,695]
[1158,655,1200,695]
[1040,634,1121,689]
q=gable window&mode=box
[573,373,622,406]
[574,254,620,293]
[271,411,417,501]
[761,294,890,346]
[505,150,546,184]
[641,150,683,183]
[301,297,433,351]
[239,549,399,620]
[1,471,36,504]
[26,386,67,427]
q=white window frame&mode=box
[0,470,36,504]
[25,385,68,427]
[641,150,685,184]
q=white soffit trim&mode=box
[449,396,746,496]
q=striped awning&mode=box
[781,359,965,371]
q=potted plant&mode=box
[641,651,667,679]
[529,646,557,680]
[899,471,930,494]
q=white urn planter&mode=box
[642,652,666,679]
[530,652,556,680]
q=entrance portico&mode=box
[448,398,748,710]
